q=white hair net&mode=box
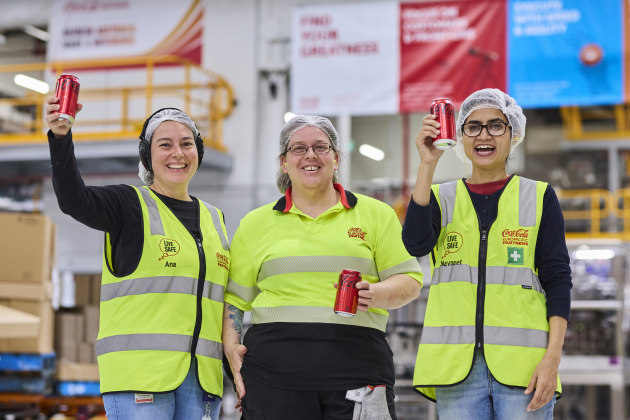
[276,115,340,193]
[138,161,154,186]
[453,88,526,164]
[137,108,200,186]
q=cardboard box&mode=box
[0,281,53,301]
[83,305,99,344]
[57,339,78,362]
[55,311,84,342]
[78,342,95,364]
[0,299,54,353]
[0,213,55,283]
[56,360,99,382]
[90,274,102,304]
[0,304,40,338]
[74,274,92,307]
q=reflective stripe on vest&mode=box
[100,275,225,303]
[96,333,223,359]
[139,187,165,236]
[201,199,230,251]
[432,265,543,294]
[420,325,548,348]
[252,305,389,332]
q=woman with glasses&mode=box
[402,89,571,420]
[223,115,423,419]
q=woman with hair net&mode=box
[45,97,229,420]
[223,115,423,419]
[402,88,572,419]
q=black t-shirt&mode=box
[242,323,396,392]
[48,130,200,276]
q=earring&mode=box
[283,162,287,167]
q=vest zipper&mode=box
[190,237,206,357]
[476,228,488,348]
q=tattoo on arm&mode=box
[226,304,244,334]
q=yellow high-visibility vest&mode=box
[97,186,229,396]
[413,176,561,400]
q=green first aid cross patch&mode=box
[507,247,524,265]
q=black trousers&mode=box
[241,373,397,420]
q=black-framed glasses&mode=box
[462,121,510,137]
[287,144,333,155]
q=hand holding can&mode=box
[334,270,361,317]
[429,98,456,150]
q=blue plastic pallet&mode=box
[0,352,56,372]
[0,373,54,394]
[56,381,101,396]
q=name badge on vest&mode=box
[135,393,154,404]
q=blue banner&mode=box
[508,0,623,108]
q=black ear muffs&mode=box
[139,107,204,171]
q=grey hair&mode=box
[276,115,340,193]
[138,108,200,186]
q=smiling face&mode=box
[280,125,339,194]
[150,120,198,196]
[462,108,512,178]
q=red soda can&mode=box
[55,74,80,124]
[334,270,361,317]
[429,98,456,150]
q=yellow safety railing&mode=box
[559,188,630,240]
[560,105,630,141]
[0,55,235,152]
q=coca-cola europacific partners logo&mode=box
[502,228,529,246]
[348,227,366,241]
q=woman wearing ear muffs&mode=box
[45,96,229,420]
[223,115,423,419]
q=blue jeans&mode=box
[435,350,555,420]
[102,359,222,420]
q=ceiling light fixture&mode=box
[14,74,50,94]
[359,144,385,161]
[573,249,615,260]
[23,25,50,42]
